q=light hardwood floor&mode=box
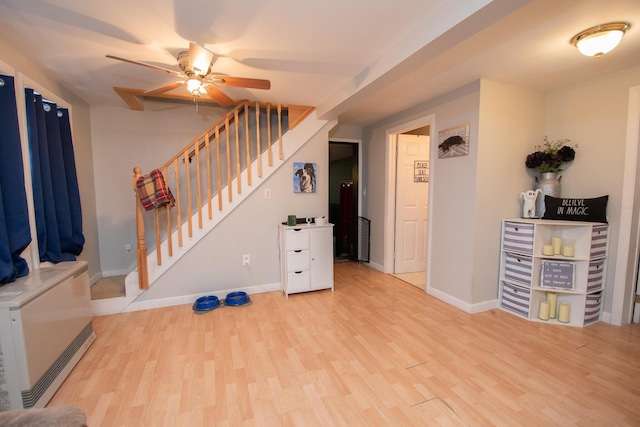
[49,262,640,426]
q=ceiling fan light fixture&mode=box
[186,77,203,95]
[571,22,630,57]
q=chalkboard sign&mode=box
[540,260,575,290]
[542,195,608,223]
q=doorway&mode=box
[394,132,430,275]
[384,115,434,290]
[329,140,360,261]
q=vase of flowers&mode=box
[525,136,576,217]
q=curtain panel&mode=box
[0,75,31,284]
[25,89,84,263]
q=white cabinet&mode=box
[279,224,334,297]
[498,219,608,327]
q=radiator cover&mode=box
[0,261,94,411]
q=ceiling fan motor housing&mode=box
[177,51,211,76]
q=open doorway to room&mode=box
[391,128,430,289]
[329,140,360,262]
[384,115,433,291]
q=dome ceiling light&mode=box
[571,22,631,58]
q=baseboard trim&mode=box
[123,282,283,314]
[427,286,497,314]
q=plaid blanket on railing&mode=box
[136,169,175,211]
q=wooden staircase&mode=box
[127,101,318,296]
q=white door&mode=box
[394,134,429,274]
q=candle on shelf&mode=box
[562,239,575,257]
[551,236,562,255]
[538,300,550,321]
[547,292,558,319]
[558,303,571,323]
[542,244,554,256]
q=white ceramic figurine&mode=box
[520,189,542,218]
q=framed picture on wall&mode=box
[293,162,316,193]
[438,124,470,159]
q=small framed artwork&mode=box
[293,162,316,193]
[438,124,470,159]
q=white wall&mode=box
[364,82,482,304]
[545,65,640,316]
[0,38,101,281]
[474,80,546,303]
[363,80,547,310]
[133,121,334,301]
[90,104,230,275]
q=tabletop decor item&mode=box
[525,136,576,216]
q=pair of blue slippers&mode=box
[192,291,250,313]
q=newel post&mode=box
[133,167,149,290]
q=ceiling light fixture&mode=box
[186,77,203,95]
[571,22,630,58]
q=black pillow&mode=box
[542,195,608,223]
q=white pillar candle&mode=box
[562,246,575,257]
[547,292,558,319]
[551,236,562,255]
[542,245,554,256]
[538,300,550,321]
[558,303,570,323]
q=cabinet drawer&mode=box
[584,292,602,325]
[287,270,310,293]
[587,259,605,292]
[590,225,608,258]
[503,252,533,285]
[286,250,310,271]
[503,221,534,254]
[501,282,531,317]
[285,228,309,250]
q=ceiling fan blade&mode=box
[212,76,271,90]
[144,81,185,96]
[189,42,214,76]
[106,54,183,77]
[204,85,235,107]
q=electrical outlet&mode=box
[124,244,132,253]
[242,254,250,265]
[264,188,271,199]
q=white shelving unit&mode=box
[278,223,334,297]
[498,218,608,327]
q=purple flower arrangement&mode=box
[525,136,576,173]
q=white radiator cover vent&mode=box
[0,261,94,411]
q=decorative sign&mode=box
[542,195,608,223]
[540,260,575,290]
[414,160,429,182]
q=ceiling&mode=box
[0,0,638,127]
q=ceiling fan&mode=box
[106,42,271,107]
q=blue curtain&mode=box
[25,89,84,263]
[0,75,31,284]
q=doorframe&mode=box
[384,114,435,278]
[611,85,640,325]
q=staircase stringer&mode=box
[126,109,329,293]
